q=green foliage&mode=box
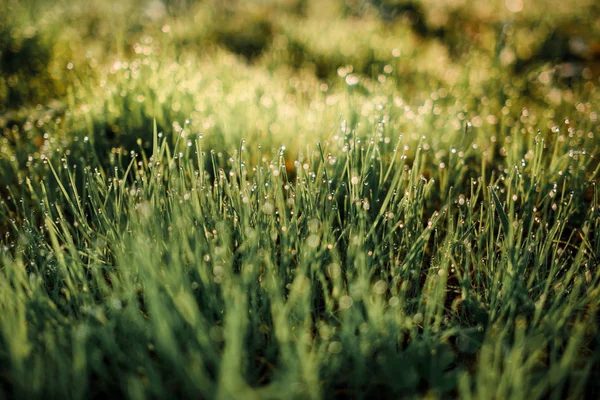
[0,20,55,110]
[1,0,600,398]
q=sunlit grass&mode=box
[1,0,600,398]
[2,115,599,397]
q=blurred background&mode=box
[0,0,599,181]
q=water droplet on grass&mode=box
[413,312,424,324]
[339,295,353,310]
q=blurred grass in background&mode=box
[1,0,599,154]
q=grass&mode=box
[1,0,600,398]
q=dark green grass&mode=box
[1,0,600,399]
[2,119,599,398]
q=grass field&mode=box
[1,0,600,398]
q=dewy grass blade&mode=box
[491,187,510,238]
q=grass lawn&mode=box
[1,0,600,398]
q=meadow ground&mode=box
[1,0,600,398]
